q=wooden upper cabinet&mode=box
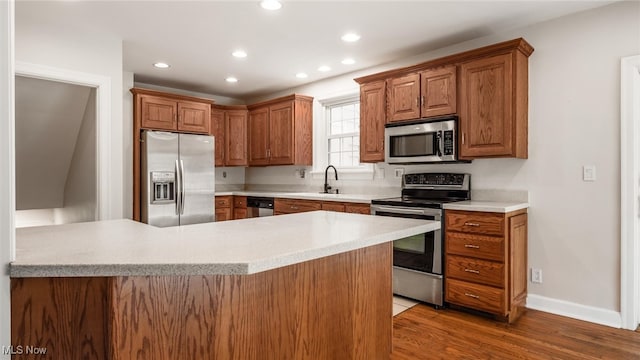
[459,52,527,159]
[387,73,420,122]
[248,107,270,166]
[269,101,295,165]
[421,66,457,118]
[247,95,313,166]
[225,110,248,166]
[134,88,213,135]
[211,109,225,167]
[355,38,533,161]
[360,80,386,163]
[177,101,210,133]
[140,95,177,130]
[387,66,456,123]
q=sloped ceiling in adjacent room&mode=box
[15,76,92,210]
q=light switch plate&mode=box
[394,168,405,178]
[583,165,596,181]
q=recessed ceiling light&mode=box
[318,65,331,72]
[225,77,238,83]
[153,62,170,69]
[341,58,356,65]
[260,0,282,10]
[341,33,361,42]
[232,50,247,58]
[295,72,308,79]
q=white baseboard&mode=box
[526,294,622,328]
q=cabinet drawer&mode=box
[446,211,504,236]
[446,255,504,288]
[215,196,232,208]
[446,232,505,261]
[344,203,371,215]
[233,196,247,209]
[321,202,345,212]
[446,278,505,315]
[274,198,321,214]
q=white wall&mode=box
[15,6,124,220]
[123,71,134,219]
[57,89,96,224]
[246,1,640,320]
[0,0,14,356]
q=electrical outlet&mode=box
[394,168,405,178]
[583,165,596,181]
[299,169,306,179]
[222,171,227,179]
[531,268,543,284]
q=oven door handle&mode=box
[371,205,439,216]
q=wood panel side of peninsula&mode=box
[11,243,392,359]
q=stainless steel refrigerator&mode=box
[141,130,215,227]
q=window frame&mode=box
[311,93,373,179]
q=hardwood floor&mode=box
[392,304,640,359]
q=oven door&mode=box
[370,204,442,275]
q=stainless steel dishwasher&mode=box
[246,196,274,217]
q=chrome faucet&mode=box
[323,165,339,194]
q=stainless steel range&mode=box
[371,172,471,307]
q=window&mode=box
[327,100,360,168]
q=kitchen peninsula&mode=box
[11,211,439,359]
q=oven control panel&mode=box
[404,173,468,187]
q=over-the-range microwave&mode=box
[385,116,461,164]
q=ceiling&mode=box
[16,1,614,101]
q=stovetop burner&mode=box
[371,172,471,209]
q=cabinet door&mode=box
[233,208,247,220]
[140,95,177,130]
[459,53,513,158]
[215,207,232,222]
[360,81,386,163]
[269,101,295,165]
[387,73,420,122]
[321,202,345,212]
[225,110,248,166]
[421,66,456,118]
[248,107,270,166]
[211,109,225,167]
[178,100,211,134]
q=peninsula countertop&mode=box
[11,211,439,278]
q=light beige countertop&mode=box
[443,200,529,213]
[214,191,388,204]
[11,211,439,278]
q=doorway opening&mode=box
[621,54,640,330]
[15,76,97,227]
[14,62,113,225]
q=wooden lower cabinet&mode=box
[11,244,393,359]
[345,203,371,214]
[276,199,371,215]
[233,196,247,219]
[274,198,321,215]
[215,195,233,221]
[445,209,527,323]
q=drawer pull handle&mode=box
[464,244,480,249]
[464,222,480,227]
[464,292,480,299]
[464,268,480,274]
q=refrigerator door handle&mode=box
[179,159,186,215]
[175,159,181,215]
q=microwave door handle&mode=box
[436,131,443,157]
